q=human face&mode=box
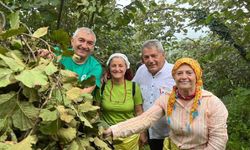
[71,29,95,59]
[142,47,165,75]
[109,57,127,83]
[174,64,196,92]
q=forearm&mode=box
[110,104,164,139]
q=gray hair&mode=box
[72,27,96,44]
[141,39,164,53]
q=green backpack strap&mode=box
[101,81,136,96]
[101,82,106,96]
[132,82,136,97]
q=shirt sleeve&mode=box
[133,83,143,105]
[110,95,166,139]
[205,95,228,150]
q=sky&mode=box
[116,0,209,39]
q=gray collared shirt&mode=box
[132,61,175,139]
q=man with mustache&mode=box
[39,27,102,94]
[132,39,175,150]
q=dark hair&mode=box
[107,68,134,81]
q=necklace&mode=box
[109,79,127,103]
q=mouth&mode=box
[179,81,190,84]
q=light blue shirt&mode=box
[132,61,175,139]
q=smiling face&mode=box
[142,47,165,75]
[71,29,95,60]
[109,57,127,82]
[174,64,196,92]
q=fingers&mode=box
[139,132,148,147]
[103,128,112,139]
[37,49,55,59]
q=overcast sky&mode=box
[116,0,209,39]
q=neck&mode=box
[178,88,195,97]
[72,54,87,64]
[112,78,125,85]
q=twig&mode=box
[22,33,52,52]
[0,1,13,13]
[20,35,37,62]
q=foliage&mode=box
[0,12,111,150]
[223,88,250,149]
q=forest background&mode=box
[0,0,249,149]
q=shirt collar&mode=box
[152,60,167,77]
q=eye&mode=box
[186,71,194,75]
[87,41,94,46]
[176,72,182,75]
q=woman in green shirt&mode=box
[98,53,145,150]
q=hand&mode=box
[139,132,148,147]
[37,49,55,59]
[103,128,112,139]
[101,71,108,84]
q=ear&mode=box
[70,37,74,45]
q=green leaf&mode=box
[50,29,70,51]
[15,69,48,88]
[93,137,111,150]
[32,27,48,38]
[0,53,25,72]
[39,119,61,135]
[78,101,99,113]
[57,105,74,123]
[78,75,96,88]
[44,61,57,75]
[205,15,213,25]
[22,86,39,102]
[0,27,26,39]
[56,127,76,144]
[0,142,11,149]
[79,115,92,128]
[39,109,58,122]
[66,87,82,101]
[60,70,78,83]
[12,102,39,131]
[134,0,146,13]
[0,118,8,136]
[10,135,37,150]
[61,49,74,57]
[0,68,14,88]
[0,92,17,118]
[0,45,9,54]
[9,12,20,29]
[244,24,250,32]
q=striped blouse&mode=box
[110,90,228,150]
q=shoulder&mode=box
[161,61,174,73]
[136,64,148,73]
[87,56,102,67]
[201,90,228,113]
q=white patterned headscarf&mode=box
[106,53,130,69]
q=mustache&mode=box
[76,45,91,52]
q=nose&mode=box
[180,73,188,79]
[147,56,154,63]
[81,41,88,48]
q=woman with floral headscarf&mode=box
[103,57,228,150]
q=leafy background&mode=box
[0,0,250,149]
